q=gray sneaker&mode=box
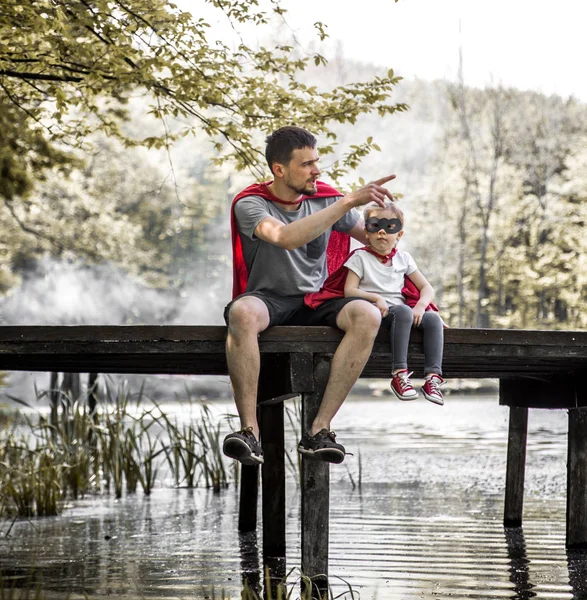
[223,427,264,465]
[297,429,346,464]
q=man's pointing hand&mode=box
[346,174,396,208]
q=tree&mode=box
[420,83,587,330]
[0,0,406,198]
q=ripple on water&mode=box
[0,395,583,599]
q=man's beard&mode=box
[285,176,317,196]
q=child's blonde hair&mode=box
[363,200,404,224]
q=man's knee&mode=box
[337,300,381,335]
[227,297,270,335]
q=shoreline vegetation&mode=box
[0,382,237,521]
[0,379,356,599]
[0,373,499,410]
[0,568,351,600]
[0,373,498,520]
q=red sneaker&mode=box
[390,370,418,401]
[422,375,445,406]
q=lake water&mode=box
[1,389,584,599]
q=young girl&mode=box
[343,201,445,405]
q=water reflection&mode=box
[567,549,587,600]
[239,531,261,597]
[504,527,535,599]
[0,395,580,598]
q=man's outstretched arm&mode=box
[254,176,396,250]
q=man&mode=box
[223,126,395,465]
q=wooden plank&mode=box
[503,404,529,527]
[567,407,587,548]
[2,325,587,353]
[301,355,331,585]
[1,353,584,383]
[0,353,230,376]
[257,353,314,403]
[238,465,259,533]
[2,325,587,348]
[289,352,314,393]
[1,326,586,384]
[260,402,286,559]
[500,377,581,409]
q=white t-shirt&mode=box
[344,249,418,307]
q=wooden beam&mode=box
[2,326,587,382]
[260,402,286,560]
[238,354,314,535]
[503,404,529,527]
[567,406,587,548]
[301,355,331,587]
[500,376,582,409]
[238,465,259,533]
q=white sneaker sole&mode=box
[223,438,264,465]
[390,387,418,402]
[297,446,345,464]
[421,390,444,406]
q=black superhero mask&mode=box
[365,217,403,234]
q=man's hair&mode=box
[265,126,317,173]
[364,200,404,224]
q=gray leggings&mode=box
[381,304,444,375]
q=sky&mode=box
[201,0,587,102]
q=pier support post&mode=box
[500,380,530,527]
[567,407,587,548]
[301,355,331,590]
[260,401,286,559]
[504,406,529,527]
[238,465,259,532]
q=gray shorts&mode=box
[224,292,367,329]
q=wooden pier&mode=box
[1,325,586,582]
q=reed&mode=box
[0,573,47,600]
[0,412,65,519]
[284,398,302,486]
[239,568,358,600]
[196,404,229,493]
[126,414,165,496]
[158,412,202,488]
[0,378,239,517]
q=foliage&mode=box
[0,380,232,517]
[0,0,405,194]
[0,0,405,295]
[0,131,229,292]
[413,83,587,330]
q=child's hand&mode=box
[412,305,425,326]
[374,297,389,318]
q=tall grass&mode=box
[240,567,358,600]
[0,379,234,518]
[155,396,229,493]
[284,398,302,486]
[0,571,47,600]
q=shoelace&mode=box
[317,429,337,442]
[427,377,444,394]
[397,371,414,391]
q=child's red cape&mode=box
[304,247,439,312]
[231,181,350,298]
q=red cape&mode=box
[231,181,350,298]
[304,247,439,312]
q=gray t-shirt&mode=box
[234,195,360,296]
